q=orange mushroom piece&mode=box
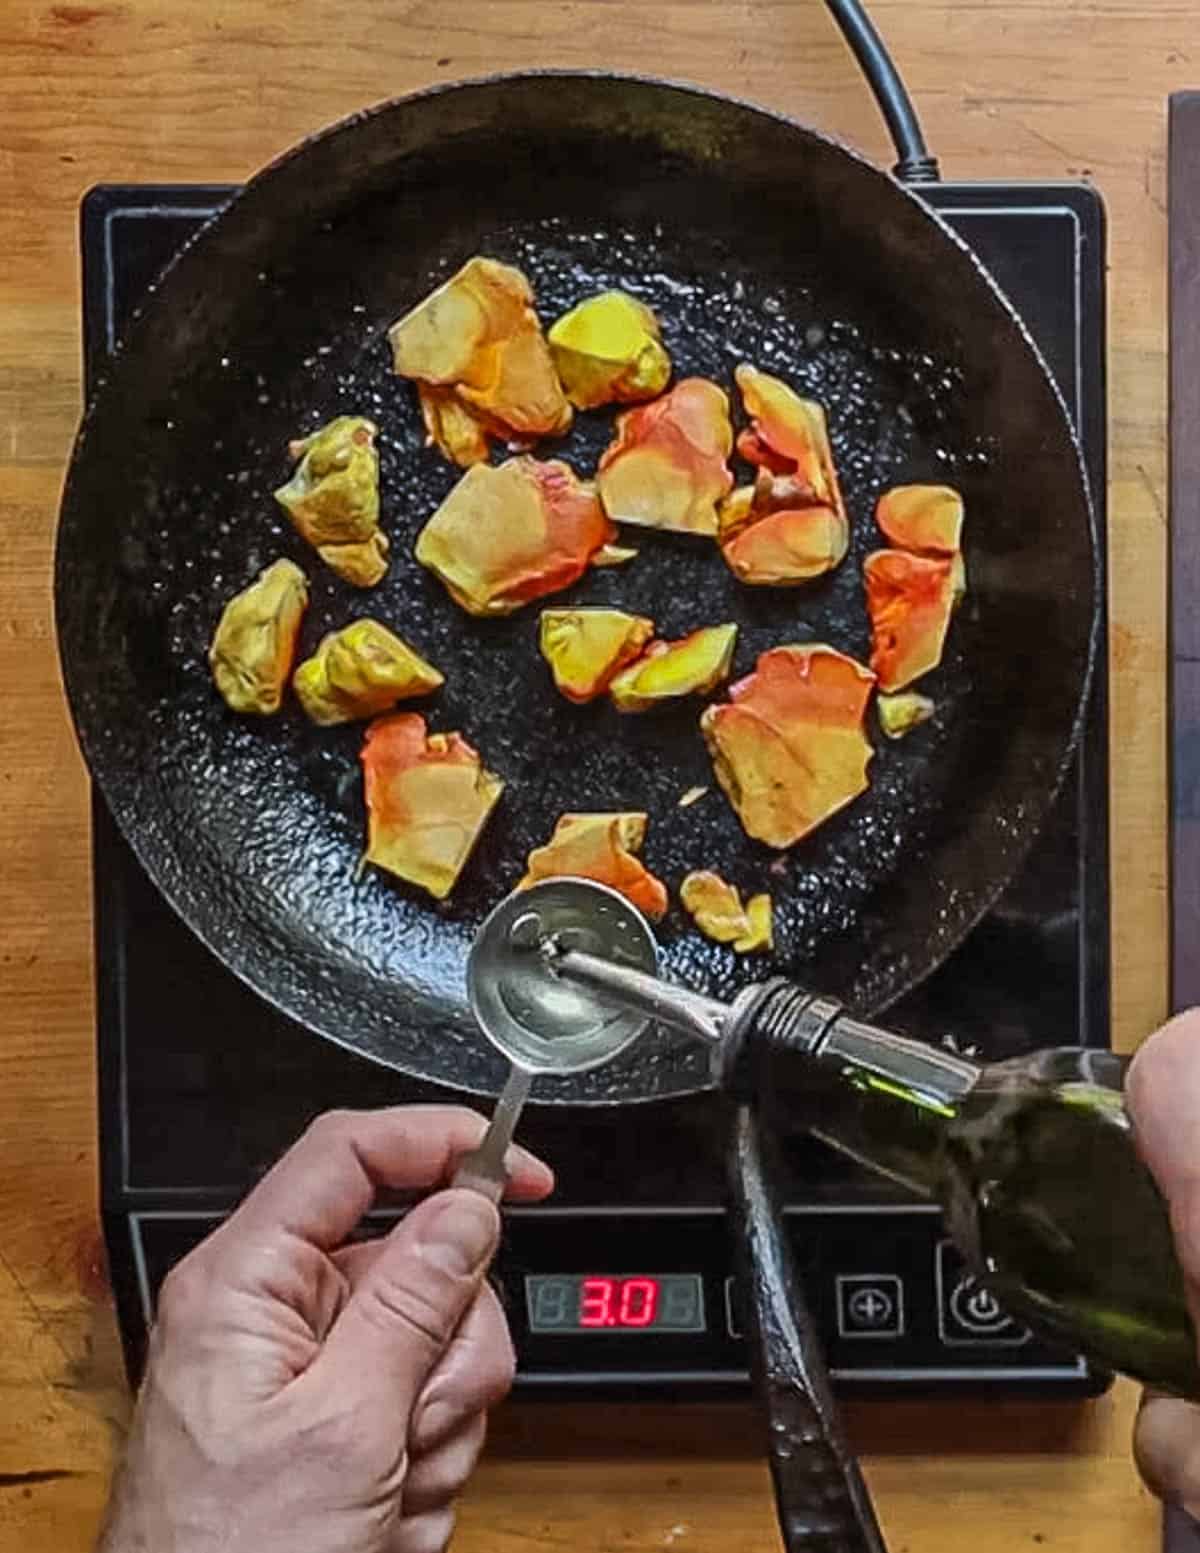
[864,550,957,692]
[596,378,734,536]
[388,256,572,466]
[719,469,849,586]
[415,457,616,617]
[876,483,967,606]
[680,871,773,953]
[609,624,738,713]
[518,812,668,920]
[360,713,504,900]
[700,644,875,849]
[734,364,846,522]
[539,607,655,704]
[876,484,963,556]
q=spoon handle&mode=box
[451,1065,534,1203]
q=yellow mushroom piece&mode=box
[293,620,444,727]
[876,691,936,740]
[590,541,640,568]
[209,558,308,716]
[274,416,389,588]
[539,607,655,704]
[609,624,738,713]
[681,871,774,954]
[548,290,672,410]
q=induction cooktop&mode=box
[82,179,1108,1396]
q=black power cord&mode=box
[823,0,941,183]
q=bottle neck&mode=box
[724,981,982,1195]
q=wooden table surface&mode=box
[0,0,1187,1547]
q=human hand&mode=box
[98,1105,554,1553]
[1126,1014,1200,1515]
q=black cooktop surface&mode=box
[84,181,1107,1390]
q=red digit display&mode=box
[579,1276,617,1327]
[618,1278,659,1327]
[579,1276,662,1327]
[526,1274,704,1333]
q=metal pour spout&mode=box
[550,945,732,1048]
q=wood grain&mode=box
[1171,94,1200,1009]
[0,0,1182,1547]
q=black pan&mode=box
[55,73,1098,1105]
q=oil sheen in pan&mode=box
[135,211,989,1013]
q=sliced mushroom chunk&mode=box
[609,624,737,713]
[388,256,571,465]
[274,416,388,587]
[548,290,672,410]
[209,558,308,716]
[360,713,503,900]
[539,607,655,704]
[597,378,733,536]
[518,811,668,920]
[416,458,615,617]
[864,549,957,692]
[701,644,875,848]
[681,870,773,954]
[294,620,443,726]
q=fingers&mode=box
[410,1283,515,1453]
[222,1106,554,1253]
[403,1413,488,1516]
[1135,1391,1200,1514]
[1126,1012,1200,1288]
[387,1507,456,1553]
[315,1188,501,1417]
[1127,1012,1200,1189]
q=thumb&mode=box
[1127,1012,1200,1294]
[318,1188,500,1416]
[1135,1389,1200,1512]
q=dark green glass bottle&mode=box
[734,984,1200,1396]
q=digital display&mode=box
[525,1274,706,1333]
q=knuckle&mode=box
[305,1107,359,1145]
[395,1506,457,1553]
[155,1255,214,1333]
[403,1451,472,1516]
[1135,1397,1200,1503]
[404,1104,486,1144]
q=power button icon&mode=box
[951,1279,1012,1336]
[937,1242,1031,1347]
